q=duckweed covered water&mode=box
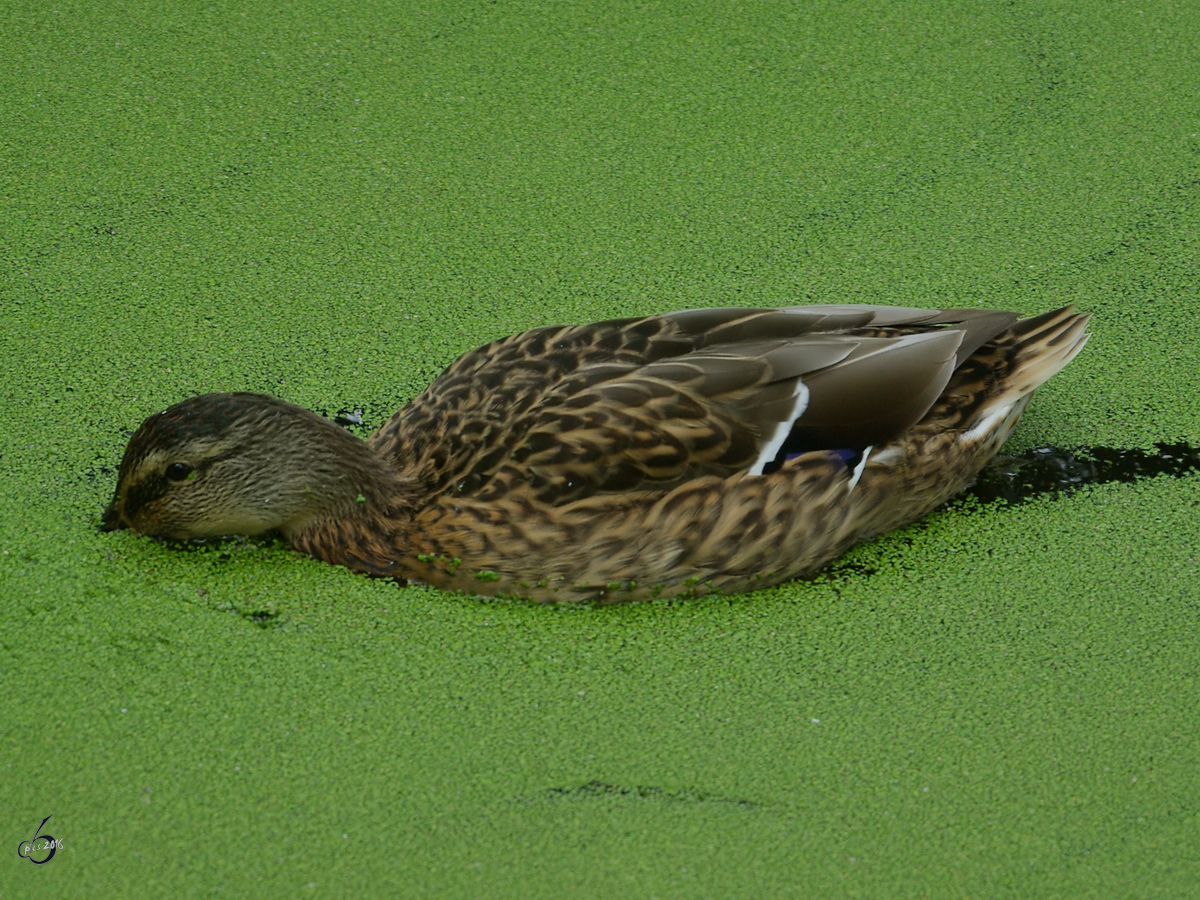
[970,442,1200,505]
[3,0,1200,896]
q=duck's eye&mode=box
[166,462,194,482]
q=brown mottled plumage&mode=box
[101,304,1090,602]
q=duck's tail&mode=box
[843,306,1090,542]
[947,305,1091,447]
[989,305,1091,401]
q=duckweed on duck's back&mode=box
[103,304,1089,602]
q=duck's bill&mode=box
[100,500,129,532]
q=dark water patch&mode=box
[196,589,287,630]
[969,442,1200,505]
[195,589,283,628]
[242,609,283,629]
[810,559,880,582]
[541,781,759,809]
[129,534,288,556]
[818,444,1199,583]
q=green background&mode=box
[3,0,1198,896]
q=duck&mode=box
[102,304,1090,603]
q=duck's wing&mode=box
[370,305,1018,503]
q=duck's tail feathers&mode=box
[956,306,1090,445]
[995,305,1091,400]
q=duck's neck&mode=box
[268,410,417,542]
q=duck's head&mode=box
[102,392,386,541]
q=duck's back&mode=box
[370,305,1021,505]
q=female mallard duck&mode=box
[103,304,1089,602]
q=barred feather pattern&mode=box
[292,306,1090,603]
